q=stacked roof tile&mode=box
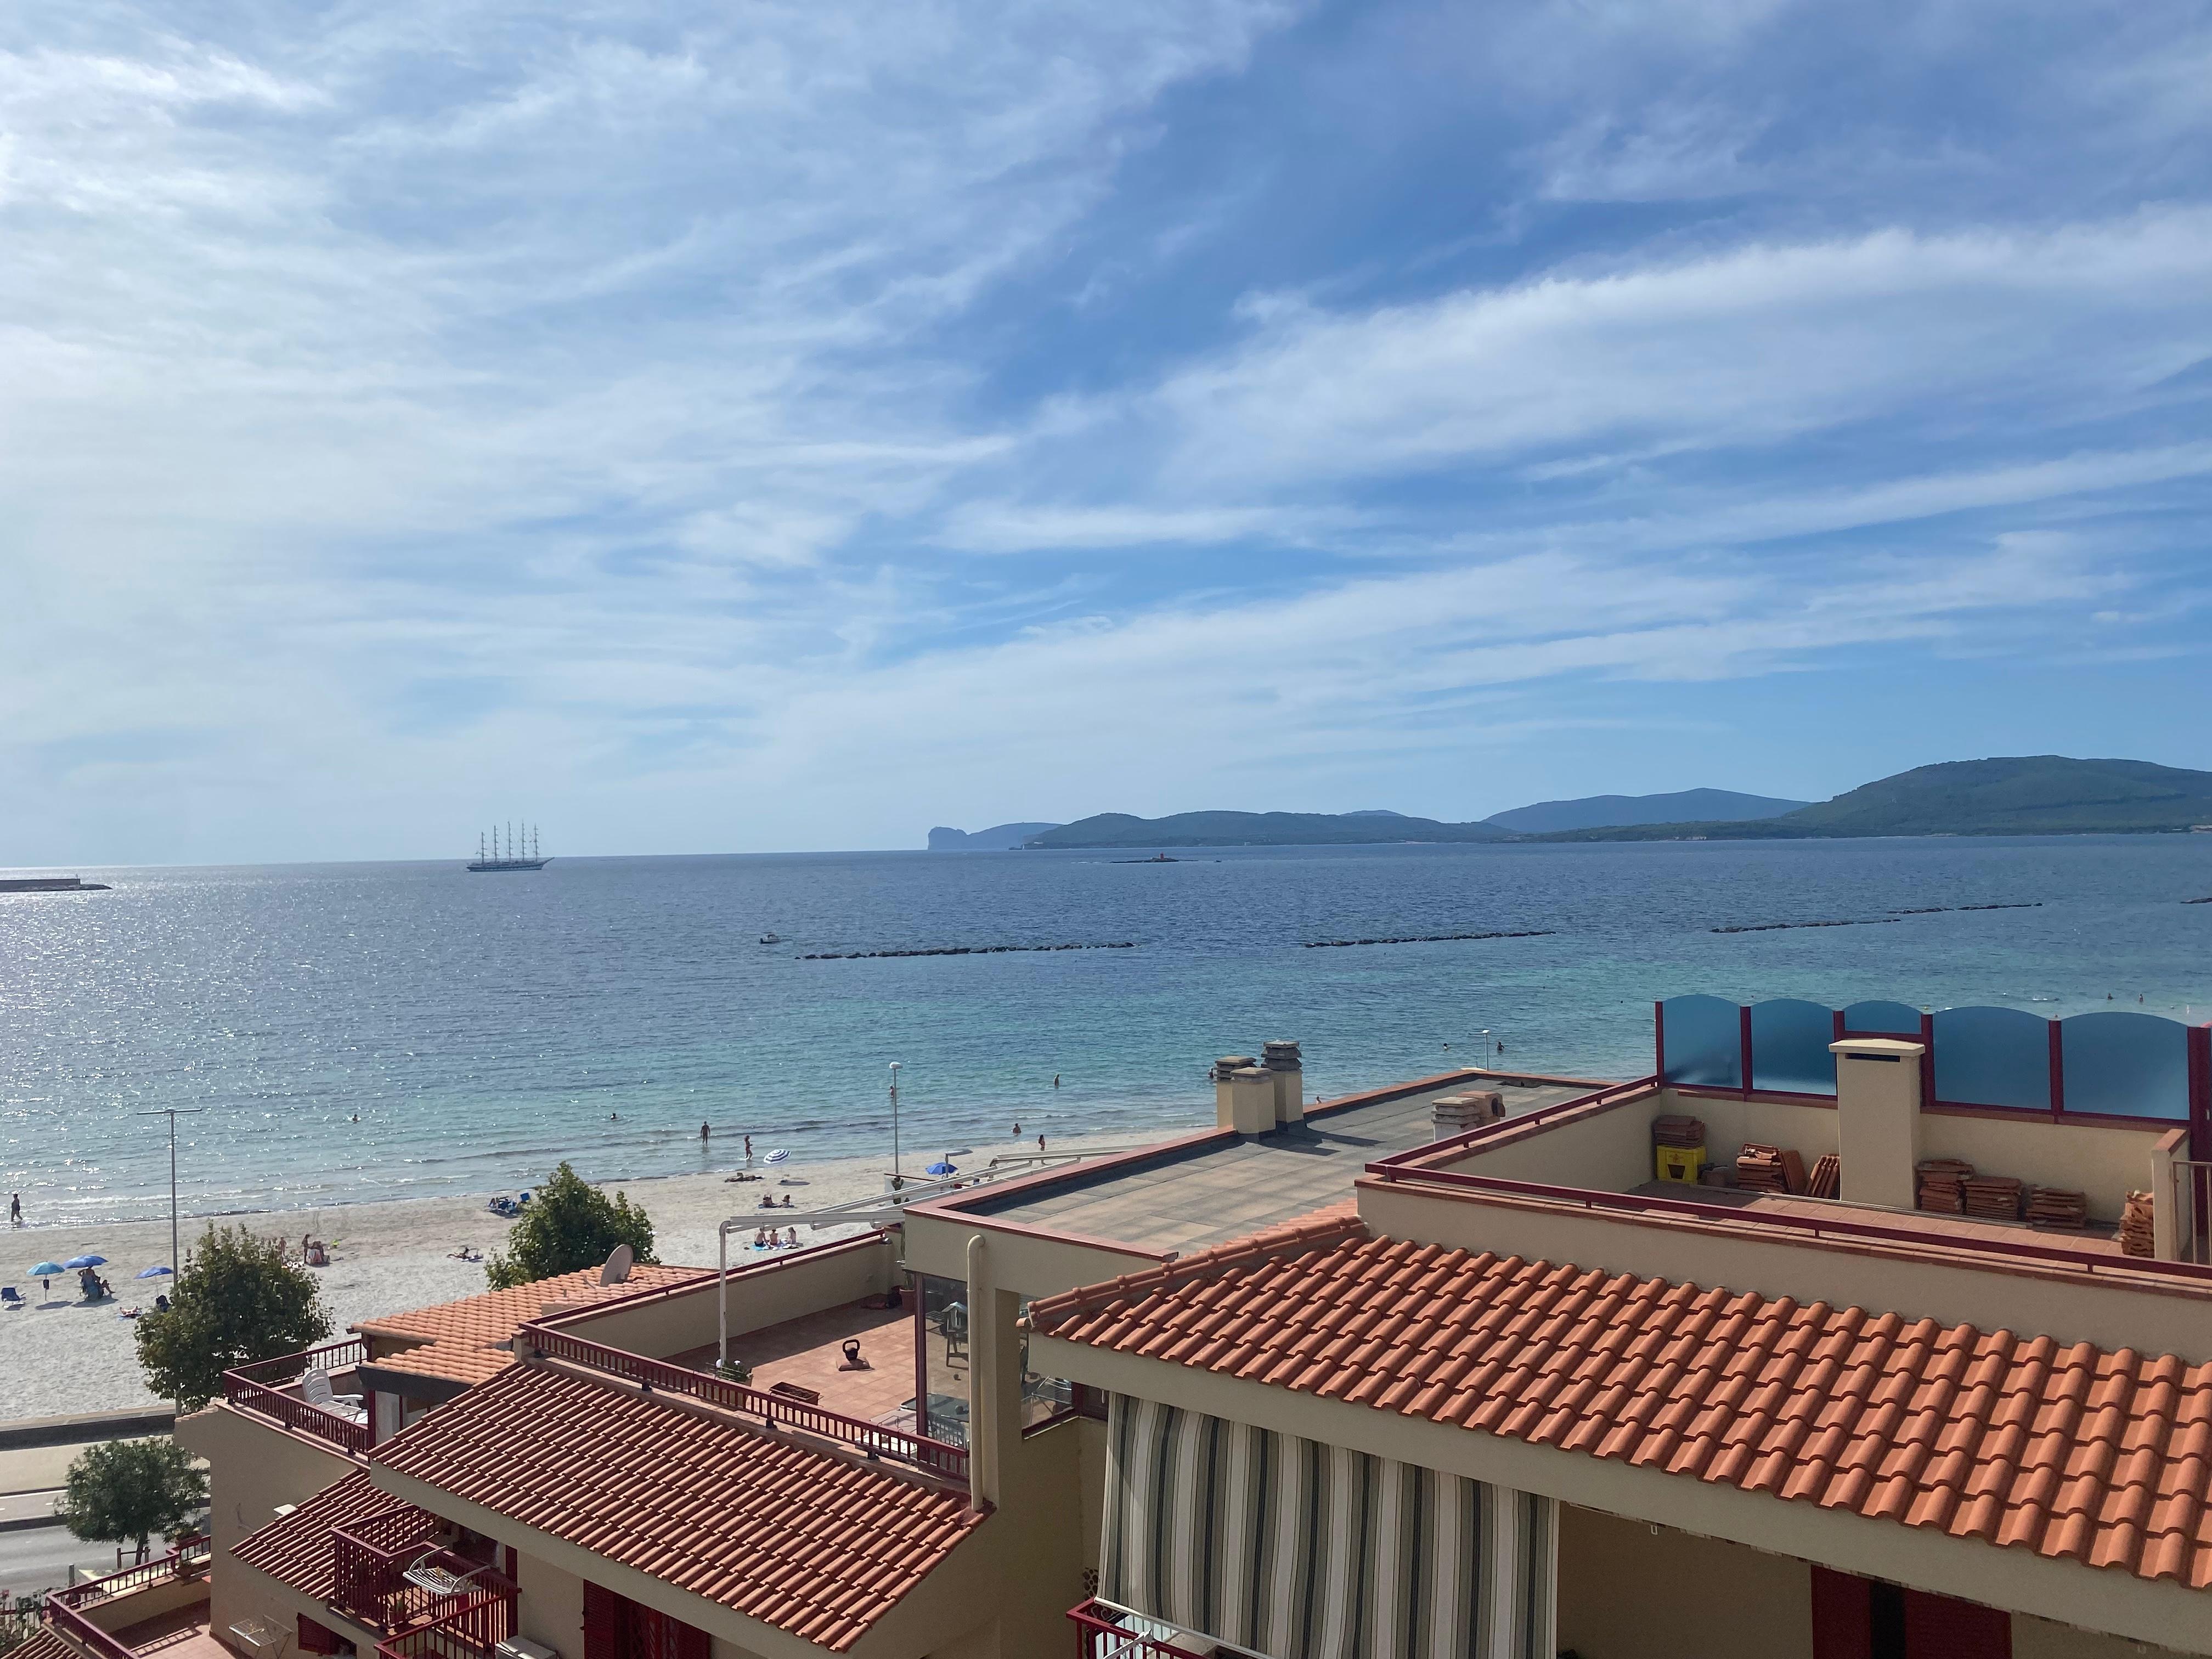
[231,1468,439,1604]
[370,1362,985,1652]
[1026,1208,2212,1589]
[358,1264,710,1388]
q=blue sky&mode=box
[3,0,2210,862]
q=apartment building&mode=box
[32,998,2212,1659]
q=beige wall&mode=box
[1075,1417,1107,1576]
[1556,1506,1812,1659]
[549,1237,897,1361]
[1357,1179,2212,1364]
[900,1210,1158,1304]
[515,1547,585,1659]
[177,1405,359,1553]
[222,1558,381,1659]
[1918,1111,2163,1227]
[1438,1088,1846,1194]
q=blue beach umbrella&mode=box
[137,1266,173,1279]
[925,1159,958,1176]
[30,1262,64,1278]
[64,1255,107,1269]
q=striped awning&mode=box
[1100,1394,1554,1659]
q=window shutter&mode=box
[583,1582,618,1659]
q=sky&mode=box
[3,1,2210,864]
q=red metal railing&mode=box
[330,1505,450,1629]
[223,1339,373,1458]
[44,1538,211,1659]
[49,1537,210,1610]
[1364,1161,2212,1284]
[1068,1598,1262,1658]
[521,1324,968,1485]
[371,1582,515,1659]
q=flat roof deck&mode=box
[960,1074,1600,1255]
[669,1298,914,1425]
[1625,1180,2129,1254]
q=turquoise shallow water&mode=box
[3,836,2209,1225]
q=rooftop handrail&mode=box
[1365,1162,2212,1285]
[227,1337,368,1386]
[521,1323,969,1486]
[223,1339,373,1458]
[49,1537,210,1609]
[330,1510,448,1626]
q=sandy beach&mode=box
[0,1128,1179,1421]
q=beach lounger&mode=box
[1,1287,22,1307]
[300,1368,369,1425]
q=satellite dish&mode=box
[601,1244,634,1285]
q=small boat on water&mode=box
[759,931,782,944]
[469,823,549,872]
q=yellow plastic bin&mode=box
[1655,1145,1706,1184]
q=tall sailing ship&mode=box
[467,823,550,872]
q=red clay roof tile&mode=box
[369,1360,984,1653]
[1026,1212,2212,1591]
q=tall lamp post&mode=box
[139,1107,205,1275]
[888,1062,902,1185]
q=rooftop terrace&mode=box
[957,1071,1597,1255]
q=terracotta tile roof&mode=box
[1027,1210,2212,1590]
[357,1263,708,1348]
[14,1630,73,1659]
[231,1469,438,1603]
[371,1361,986,1652]
[357,1263,709,1390]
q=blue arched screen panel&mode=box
[1750,999,1837,1095]
[1932,1005,2050,1111]
[1842,1000,1922,1037]
[1661,995,1741,1089]
[2059,1012,2190,1119]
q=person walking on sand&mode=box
[1037,1133,1046,1152]
[9,1193,19,1226]
[743,1133,753,1164]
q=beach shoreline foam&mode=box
[0,1128,1172,1421]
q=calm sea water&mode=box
[4,837,2210,1226]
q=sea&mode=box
[4,836,2210,1228]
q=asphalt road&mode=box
[0,1526,116,1597]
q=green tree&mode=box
[58,1440,207,1562]
[134,1224,331,1410]
[486,1163,656,1289]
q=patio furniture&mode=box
[300,1368,369,1425]
[769,1381,821,1406]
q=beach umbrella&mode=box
[925,1159,958,1176]
[136,1265,173,1279]
[762,1148,789,1165]
[30,1262,64,1278]
[64,1254,106,1269]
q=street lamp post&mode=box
[139,1108,205,1275]
[888,1062,902,1184]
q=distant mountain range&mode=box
[1485,788,1808,834]
[924,757,2212,850]
[1544,757,2212,840]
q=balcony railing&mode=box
[48,1537,210,1611]
[329,1506,453,1630]
[520,1324,969,1485]
[43,1539,212,1659]
[1066,1598,1277,1659]
[371,1582,515,1659]
[223,1339,373,1457]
